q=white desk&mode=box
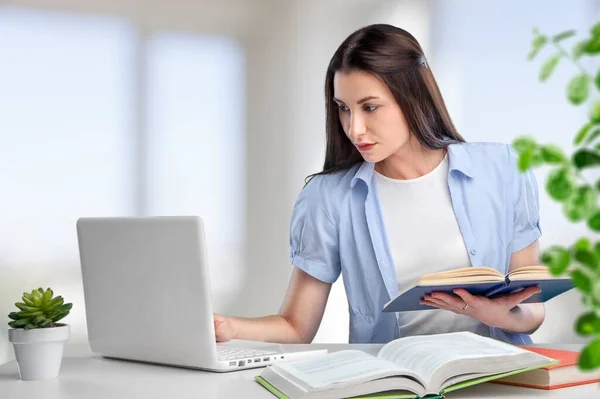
[0,344,597,398]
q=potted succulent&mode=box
[7,287,73,380]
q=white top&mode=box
[374,154,491,338]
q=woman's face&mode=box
[333,70,410,163]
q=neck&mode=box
[374,136,446,180]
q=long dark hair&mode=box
[306,24,465,182]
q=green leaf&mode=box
[574,249,599,270]
[584,126,600,146]
[37,287,44,294]
[541,246,571,275]
[540,145,567,163]
[592,22,600,37]
[573,40,589,59]
[22,292,32,301]
[33,316,45,326]
[546,167,576,201]
[15,302,27,311]
[528,34,548,60]
[563,186,597,222]
[31,291,42,306]
[531,148,544,167]
[588,211,600,231]
[22,297,35,307]
[579,338,600,370]
[590,99,600,123]
[8,312,19,321]
[51,311,69,323]
[586,36,600,54]
[567,74,589,105]
[574,238,591,251]
[14,318,30,327]
[24,324,37,330]
[594,280,600,303]
[575,123,592,145]
[518,149,534,171]
[539,54,561,81]
[39,318,53,328]
[42,288,53,303]
[573,148,600,169]
[44,296,64,310]
[553,29,576,42]
[595,241,600,259]
[575,312,600,335]
[8,321,16,328]
[512,136,537,153]
[571,269,593,294]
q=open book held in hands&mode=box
[383,265,574,312]
[255,331,557,399]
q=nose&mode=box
[348,113,367,142]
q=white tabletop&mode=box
[0,343,598,399]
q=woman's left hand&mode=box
[419,286,541,330]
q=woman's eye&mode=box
[337,104,349,112]
[364,105,378,112]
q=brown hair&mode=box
[307,24,465,182]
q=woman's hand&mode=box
[419,286,541,331]
[213,313,235,342]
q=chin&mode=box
[360,152,384,163]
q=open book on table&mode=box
[255,331,557,399]
[383,265,574,312]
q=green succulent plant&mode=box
[7,288,72,329]
[513,23,600,371]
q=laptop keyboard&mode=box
[217,346,278,361]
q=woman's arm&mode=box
[214,267,331,343]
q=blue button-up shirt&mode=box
[289,142,542,344]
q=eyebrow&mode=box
[333,96,379,105]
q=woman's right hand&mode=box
[213,313,234,342]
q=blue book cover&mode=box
[382,266,574,313]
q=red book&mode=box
[491,346,600,390]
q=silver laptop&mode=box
[76,216,326,372]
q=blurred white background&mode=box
[1,0,598,365]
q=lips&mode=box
[356,143,375,152]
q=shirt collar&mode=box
[447,143,474,178]
[350,142,474,189]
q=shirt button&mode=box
[470,249,477,255]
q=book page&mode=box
[377,332,527,387]
[417,267,504,286]
[507,265,553,280]
[270,349,424,392]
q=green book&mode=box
[254,331,558,399]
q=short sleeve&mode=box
[507,145,542,253]
[289,176,341,284]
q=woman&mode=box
[214,24,544,344]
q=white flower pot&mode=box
[8,324,70,380]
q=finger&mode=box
[431,292,464,309]
[453,289,481,308]
[426,296,454,310]
[420,300,440,309]
[508,286,541,307]
[424,294,450,307]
